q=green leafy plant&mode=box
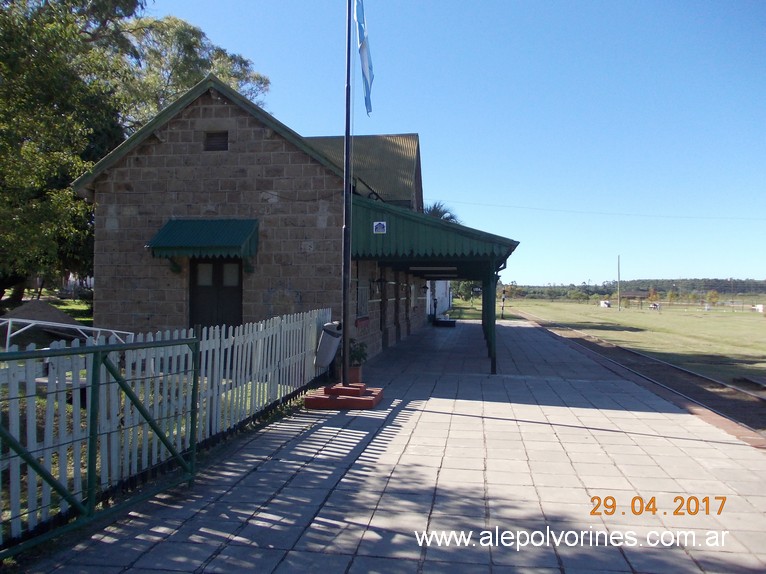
[348,339,367,366]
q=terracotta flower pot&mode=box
[348,365,363,384]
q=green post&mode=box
[86,350,102,516]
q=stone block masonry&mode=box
[92,91,345,333]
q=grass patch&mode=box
[509,299,766,384]
[449,298,524,321]
[49,298,92,328]
[447,298,484,320]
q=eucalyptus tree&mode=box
[0,1,270,301]
[0,0,142,298]
[117,15,270,131]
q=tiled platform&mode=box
[25,319,766,573]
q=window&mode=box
[357,283,370,318]
[204,131,229,151]
[196,263,214,286]
[222,262,240,287]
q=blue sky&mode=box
[146,0,766,287]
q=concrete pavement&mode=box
[25,319,766,573]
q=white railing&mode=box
[0,317,134,350]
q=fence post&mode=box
[188,336,200,486]
[86,350,102,517]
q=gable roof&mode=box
[72,74,344,196]
[306,134,422,208]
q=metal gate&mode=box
[0,337,200,559]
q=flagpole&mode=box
[341,0,353,386]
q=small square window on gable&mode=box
[204,131,229,151]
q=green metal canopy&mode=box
[352,195,519,375]
[352,194,519,280]
[146,219,259,259]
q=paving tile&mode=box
[489,543,560,568]
[349,555,421,574]
[293,509,371,554]
[486,483,539,503]
[556,543,633,572]
[532,472,583,488]
[579,475,634,490]
[368,510,429,534]
[132,540,221,572]
[357,528,423,560]
[57,536,156,568]
[166,515,243,545]
[686,548,766,574]
[437,468,485,485]
[535,486,591,505]
[622,545,701,574]
[273,550,353,573]
[571,462,623,477]
[486,462,530,472]
[431,493,486,519]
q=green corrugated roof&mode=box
[352,195,519,279]
[146,219,259,259]
[306,135,421,208]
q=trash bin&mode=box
[314,321,342,368]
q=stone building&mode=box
[74,75,519,364]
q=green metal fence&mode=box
[0,337,200,559]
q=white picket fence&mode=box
[0,308,331,550]
[195,309,332,440]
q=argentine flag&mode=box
[355,0,374,115]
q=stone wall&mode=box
[91,90,344,333]
[351,261,428,358]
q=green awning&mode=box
[146,219,259,259]
[352,195,519,280]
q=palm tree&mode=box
[424,201,460,224]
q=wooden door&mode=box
[189,258,243,328]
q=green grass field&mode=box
[501,299,766,384]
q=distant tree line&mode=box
[493,278,766,304]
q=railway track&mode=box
[513,310,766,436]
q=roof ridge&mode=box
[73,75,343,196]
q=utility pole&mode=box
[617,255,621,311]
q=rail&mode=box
[1,317,134,349]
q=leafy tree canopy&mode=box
[0,0,134,291]
[118,15,270,131]
[0,1,269,299]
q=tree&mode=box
[706,290,720,306]
[0,0,136,298]
[117,16,270,131]
[452,281,479,301]
[424,201,460,224]
[567,290,588,303]
[1,1,270,300]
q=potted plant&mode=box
[347,338,367,385]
